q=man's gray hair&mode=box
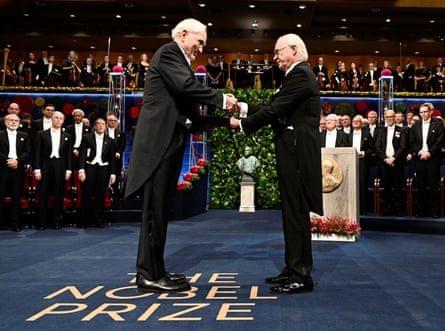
[280,33,308,61]
[171,18,207,40]
[72,108,84,117]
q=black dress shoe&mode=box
[136,273,190,293]
[166,272,186,281]
[432,213,440,219]
[270,280,314,294]
[265,275,289,284]
[11,225,22,232]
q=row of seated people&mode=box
[320,104,445,217]
[0,107,126,231]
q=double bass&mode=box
[1,48,16,86]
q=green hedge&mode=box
[209,88,281,209]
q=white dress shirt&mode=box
[369,124,376,137]
[107,127,115,140]
[90,133,108,166]
[50,128,61,158]
[385,125,395,158]
[421,119,431,152]
[325,129,337,148]
[74,123,83,148]
[352,130,362,153]
[7,129,18,159]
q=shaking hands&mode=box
[222,94,243,129]
[224,93,240,113]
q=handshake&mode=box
[224,93,241,129]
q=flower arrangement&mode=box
[197,158,209,167]
[177,180,192,190]
[191,165,206,175]
[183,172,200,181]
[310,214,361,238]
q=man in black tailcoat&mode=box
[231,33,323,294]
[350,114,374,214]
[33,111,72,229]
[78,118,116,227]
[65,108,91,170]
[407,103,444,218]
[125,18,237,293]
[374,109,407,216]
[0,114,31,231]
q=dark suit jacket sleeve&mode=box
[240,64,313,135]
[157,43,224,115]
[77,134,89,170]
[108,137,117,175]
[374,128,386,161]
[116,131,126,156]
[33,131,43,170]
[62,132,73,171]
[17,132,31,167]
[429,119,444,157]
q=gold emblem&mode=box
[322,158,343,193]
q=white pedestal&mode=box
[239,181,255,212]
[321,147,359,224]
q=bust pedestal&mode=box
[239,181,255,212]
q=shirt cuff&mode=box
[239,102,248,118]
[239,120,245,134]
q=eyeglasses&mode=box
[273,45,294,56]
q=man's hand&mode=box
[230,117,240,129]
[419,150,431,160]
[6,158,18,169]
[34,172,41,182]
[224,93,238,113]
[78,171,86,183]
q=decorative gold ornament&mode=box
[322,157,343,193]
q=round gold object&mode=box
[322,158,343,193]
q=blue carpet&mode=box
[1,210,444,331]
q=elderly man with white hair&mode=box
[320,113,350,148]
[65,108,91,170]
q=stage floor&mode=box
[1,209,444,331]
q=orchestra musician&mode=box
[62,50,81,86]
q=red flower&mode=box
[310,215,361,238]
[183,172,200,181]
[355,100,367,113]
[128,106,140,119]
[13,95,33,113]
[62,103,74,115]
[177,180,192,190]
